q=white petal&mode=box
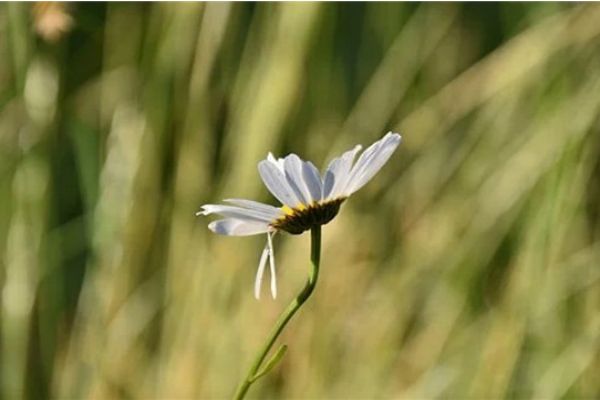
[267,232,277,299]
[302,161,322,201]
[208,218,270,236]
[322,158,340,200]
[268,152,286,172]
[324,145,362,200]
[343,133,401,196]
[284,154,313,205]
[224,199,284,219]
[198,204,274,223]
[254,243,270,299]
[258,159,302,207]
[321,145,361,200]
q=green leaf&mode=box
[249,345,288,383]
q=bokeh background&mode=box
[1,2,600,399]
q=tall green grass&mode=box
[1,3,599,399]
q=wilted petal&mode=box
[254,243,270,299]
[267,232,277,298]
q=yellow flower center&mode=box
[272,198,346,235]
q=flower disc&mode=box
[272,198,345,234]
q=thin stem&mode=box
[233,226,321,400]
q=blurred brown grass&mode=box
[1,3,599,399]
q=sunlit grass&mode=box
[1,3,599,399]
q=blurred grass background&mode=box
[1,2,600,399]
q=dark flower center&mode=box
[272,198,346,235]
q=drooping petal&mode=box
[208,218,270,236]
[198,204,274,223]
[342,132,401,196]
[302,161,322,202]
[284,154,313,205]
[267,232,277,298]
[254,243,270,299]
[224,199,284,219]
[258,159,302,208]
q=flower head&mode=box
[198,132,402,299]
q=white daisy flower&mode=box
[198,132,402,299]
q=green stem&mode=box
[233,226,322,400]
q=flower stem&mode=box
[233,225,322,400]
